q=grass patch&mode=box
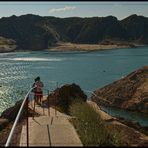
[69,100,122,146]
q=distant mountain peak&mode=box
[122,14,147,21]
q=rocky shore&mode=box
[88,101,148,146]
[92,66,148,113]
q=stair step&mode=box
[19,100,82,146]
[20,122,82,146]
[20,125,50,146]
[28,116,71,126]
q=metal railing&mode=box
[5,82,59,147]
[5,87,36,147]
[84,89,112,104]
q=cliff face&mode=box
[92,66,148,113]
[0,14,148,50]
[0,36,17,52]
[0,14,61,50]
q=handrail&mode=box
[5,87,36,147]
[84,89,111,104]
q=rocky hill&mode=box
[0,14,148,51]
[0,36,17,52]
[91,66,148,113]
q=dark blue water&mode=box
[0,47,148,126]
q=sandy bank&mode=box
[47,42,137,52]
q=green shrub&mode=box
[69,100,121,146]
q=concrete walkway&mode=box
[19,102,83,146]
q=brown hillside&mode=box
[92,66,148,113]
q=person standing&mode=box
[32,76,44,104]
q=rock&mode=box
[0,36,17,52]
[46,83,87,104]
[92,66,148,113]
[57,83,87,101]
[0,100,25,121]
[0,118,9,130]
[44,83,87,113]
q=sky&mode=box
[0,1,148,20]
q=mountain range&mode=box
[0,14,148,51]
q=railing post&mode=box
[48,96,50,116]
[42,95,45,115]
[56,82,58,88]
[55,102,56,116]
[26,97,29,147]
[55,98,57,116]
[47,90,50,116]
[33,97,36,120]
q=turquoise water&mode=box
[101,106,148,127]
[0,47,148,126]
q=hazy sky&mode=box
[0,1,148,20]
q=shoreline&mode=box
[0,42,147,54]
[46,42,147,52]
[87,101,148,136]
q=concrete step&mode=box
[28,101,71,118]
[28,116,70,126]
[20,122,82,146]
[20,124,50,146]
[19,108,82,146]
[48,123,82,146]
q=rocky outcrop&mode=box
[47,83,87,104]
[0,100,25,121]
[0,36,17,52]
[0,14,148,50]
[0,99,39,122]
[44,83,87,113]
[92,66,148,113]
[0,119,9,131]
[88,101,148,146]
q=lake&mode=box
[0,46,148,126]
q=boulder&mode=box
[44,83,87,113]
[57,83,87,101]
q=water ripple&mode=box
[10,57,65,62]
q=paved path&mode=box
[19,101,83,146]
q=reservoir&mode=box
[0,46,148,126]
